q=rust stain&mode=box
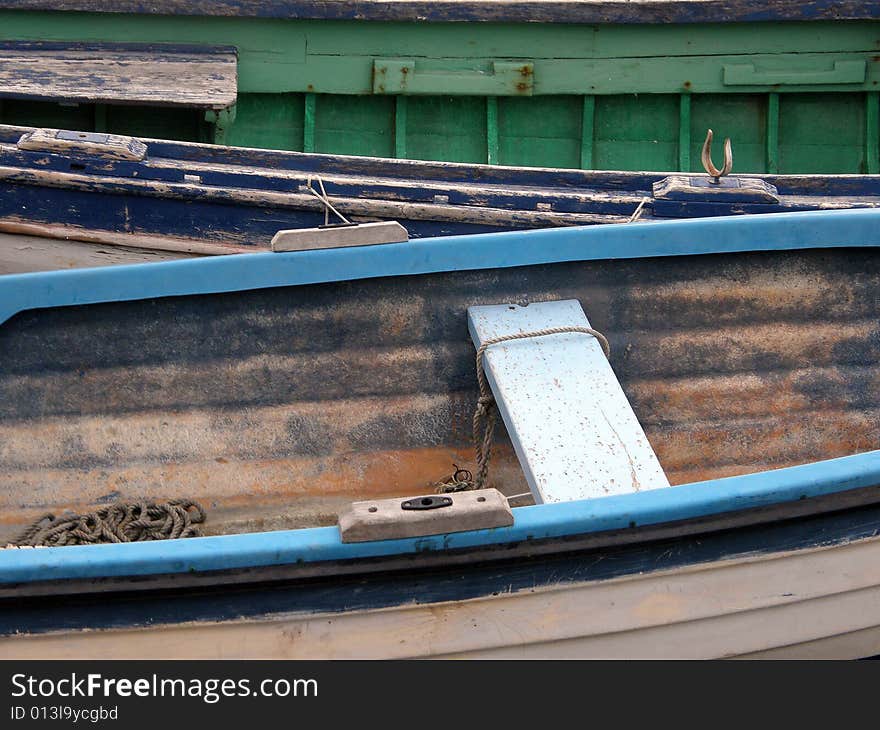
[1,250,877,539]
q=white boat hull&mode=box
[5,534,880,660]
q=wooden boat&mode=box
[2,122,880,273]
[1,208,879,658]
[0,3,878,173]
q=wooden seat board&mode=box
[0,44,237,109]
[468,299,670,504]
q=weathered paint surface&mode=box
[1,1,878,23]
[0,248,877,541]
[0,13,877,172]
[0,231,193,274]
[5,507,880,658]
[0,42,237,109]
[3,122,880,260]
[469,299,670,502]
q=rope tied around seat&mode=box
[13,500,207,547]
[437,325,610,494]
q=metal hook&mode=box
[701,129,733,184]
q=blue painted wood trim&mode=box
[0,1,876,23]
[1,450,879,585]
[5,123,880,198]
[2,208,880,326]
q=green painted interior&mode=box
[1,12,879,173]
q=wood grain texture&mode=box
[5,527,880,658]
[17,128,147,161]
[0,1,876,23]
[0,231,193,274]
[0,44,237,109]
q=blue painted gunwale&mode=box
[1,207,879,584]
[3,207,880,325]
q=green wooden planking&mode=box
[1,12,877,96]
[534,53,880,96]
[580,95,595,170]
[404,96,487,163]
[373,60,534,96]
[723,59,867,86]
[867,91,879,175]
[589,22,880,58]
[497,96,582,169]
[303,92,316,152]
[486,96,499,165]
[678,94,690,172]
[690,94,766,173]
[314,94,394,157]
[779,93,865,173]
[93,104,106,134]
[394,96,407,159]
[766,92,780,174]
[2,14,877,75]
[226,93,304,151]
[0,11,878,172]
[594,95,678,171]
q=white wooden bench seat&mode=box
[468,299,670,504]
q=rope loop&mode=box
[439,325,610,494]
[13,500,207,547]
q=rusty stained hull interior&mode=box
[0,248,878,542]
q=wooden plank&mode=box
[766,92,779,174]
[0,231,194,274]
[373,59,534,96]
[0,43,237,109]
[303,92,316,152]
[394,96,407,158]
[724,59,866,86]
[293,52,880,96]
[0,220,256,258]
[93,104,106,133]
[580,95,595,169]
[1,1,877,24]
[678,93,690,172]
[467,299,670,504]
[486,96,499,164]
[867,91,879,174]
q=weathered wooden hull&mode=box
[2,123,880,271]
[1,209,879,658]
[5,502,880,659]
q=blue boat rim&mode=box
[2,208,880,326]
[1,208,879,584]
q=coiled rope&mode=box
[13,500,207,547]
[438,325,610,494]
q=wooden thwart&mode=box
[468,299,670,504]
[0,43,237,109]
